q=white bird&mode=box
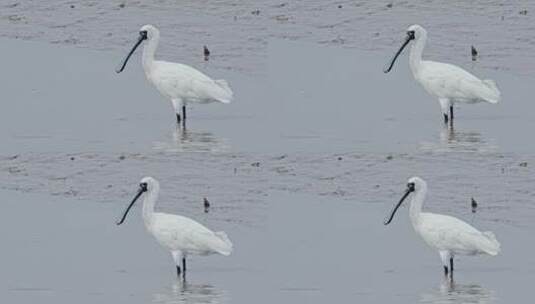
[116,177,233,279]
[384,25,500,125]
[384,177,500,278]
[116,25,233,126]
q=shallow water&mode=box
[2,189,534,303]
[2,38,535,154]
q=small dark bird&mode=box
[203,46,210,61]
[471,197,478,213]
[203,197,210,213]
[471,45,478,61]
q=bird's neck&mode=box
[409,33,426,76]
[409,186,426,226]
[142,184,159,229]
[142,34,159,75]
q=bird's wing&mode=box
[152,213,232,255]
[153,61,233,103]
[420,61,500,103]
[419,213,499,255]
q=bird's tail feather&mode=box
[482,79,500,104]
[214,79,233,103]
[482,231,501,255]
[214,231,233,256]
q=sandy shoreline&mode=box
[1,1,535,75]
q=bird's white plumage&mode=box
[135,24,233,118]
[400,177,500,269]
[137,177,232,268]
[415,61,500,104]
[150,212,232,256]
[416,213,500,256]
[405,25,500,117]
[148,61,233,105]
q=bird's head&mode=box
[140,176,158,192]
[406,24,426,41]
[115,24,160,73]
[407,176,426,192]
[116,177,159,225]
[139,24,159,41]
[383,24,427,73]
[384,176,426,225]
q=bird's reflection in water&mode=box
[153,127,231,153]
[420,279,496,304]
[420,126,497,153]
[152,280,228,304]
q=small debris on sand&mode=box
[471,45,478,61]
[203,45,210,61]
[471,197,478,213]
[203,197,210,213]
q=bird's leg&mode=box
[439,99,450,125]
[172,251,183,279]
[449,257,454,277]
[440,251,451,278]
[172,99,183,125]
[182,105,187,122]
[449,105,454,128]
[182,257,187,278]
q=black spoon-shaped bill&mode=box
[115,31,147,73]
[116,184,147,225]
[383,32,414,73]
[384,184,415,225]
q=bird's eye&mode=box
[140,182,148,190]
[140,30,148,36]
[407,182,415,190]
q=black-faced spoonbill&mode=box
[384,177,500,278]
[116,177,233,279]
[116,25,233,126]
[383,25,500,125]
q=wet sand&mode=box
[2,1,535,75]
